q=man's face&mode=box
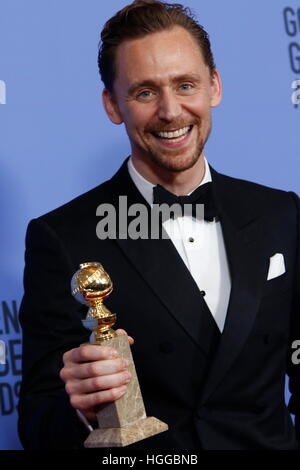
[103,26,222,173]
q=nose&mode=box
[158,89,182,122]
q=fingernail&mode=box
[119,385,127,394]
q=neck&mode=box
[131,154,206,196]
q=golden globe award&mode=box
[71,262,168,448]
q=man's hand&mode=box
[60,329,134,422]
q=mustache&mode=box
[145,118,200,134]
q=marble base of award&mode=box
[84,334,168,447]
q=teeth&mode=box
[157,126,190,139]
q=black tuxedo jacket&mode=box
[18,159,300,450]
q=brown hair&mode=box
[98,0,216,92]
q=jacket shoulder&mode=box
[211,167,300,225]
[219,171,289,195]
[217,170,298,204]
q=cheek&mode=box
[184,93,212,117]
[127,101,158,126]
[190,103,211,118]
[122,108,149,131]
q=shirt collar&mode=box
[127,156,212,207]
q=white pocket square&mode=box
[267,253,285,280]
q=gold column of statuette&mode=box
[71,262,168,448]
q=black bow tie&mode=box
[153,182,217,221]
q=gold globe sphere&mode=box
[71,262,113,305]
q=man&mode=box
[18,0,300,450]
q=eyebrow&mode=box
[127,73,202,96]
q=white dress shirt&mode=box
[127,157,231,333]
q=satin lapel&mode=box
[198,168,269,404]
[110,160,220,357]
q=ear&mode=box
[102,88,123,124]
[210,69,222,108]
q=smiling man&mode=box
[18,0,300,450]
[102,25,221,190]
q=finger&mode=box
[116,329,135,345]
[66,370,132,395]
[67,357,129,380]
[116,329,128,336]
[62,348,74,366]
[70,385,127,410]
[71,344,119,363]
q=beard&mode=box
[140,116,212,173]
[147,137,204,173]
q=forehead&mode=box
[114,26,209,88]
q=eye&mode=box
[179,83,193,91]
[137,90,155,101]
